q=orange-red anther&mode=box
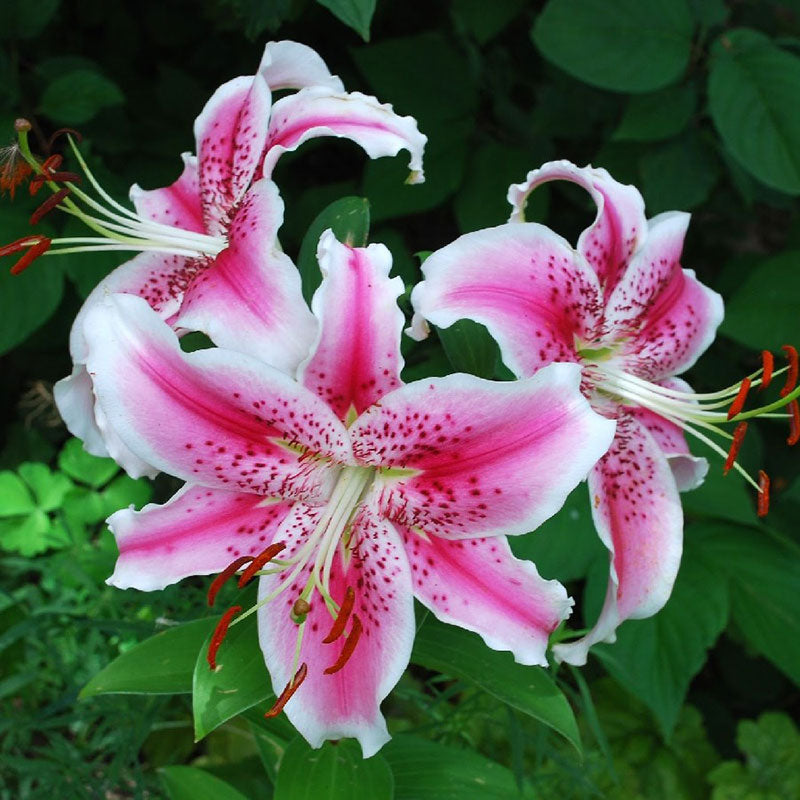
[724,422,748,475]
[0,235,45,258]
[760,350,774,390]
[788,400,800,446]
[757,471,770,518]
[780,345,798,398]
[324,614,363,675]
[727,377,751,420]
[206,605,241,669]
[237,541,287,588]
[207,555,254,607]
[30,187,71,225]
[264,663,308,718]
[322,586,355,644]
[46,127,82,150]
[9,237,51,275]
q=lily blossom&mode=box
[85,229,615,755]
[410,160,799,665]
[24,40,427,476]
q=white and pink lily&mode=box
[28,41,426,475]
[83,229,615,756]
[411,161,797,665]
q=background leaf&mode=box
[39,68,124,124]
[315,0,376,41]
[160,765,249,800]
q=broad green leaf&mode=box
[17,463,73,512]
[451,0,528,44]
[315,0,376,41]
[58,438,119,489]
[0,0,59,39]
[297,197,370,303]
[0,471,35,516]
[437,319,500,379]
[411,617,581,752]
[193,608,271,739]
[81,618,215,698]
[247,710,296,785]
[274,737,394,800]
[692,522,800,685]
[509,484,606,582]
[40,69,124,125]
[101,474,153,516]
[0,206,64,356]
[0,510,52,556]
[592,553,728,739]
[709,29,800,194]
[533,0,695,93]
[384,734,533,800]
[639,131,719,213]
[690,0,728,27]
[719,251,800,352]
[613,84,697,141]
[160,766,249,800]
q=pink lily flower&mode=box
[83,229,615,755]
[410,161,752,664]
[40,40,426,476]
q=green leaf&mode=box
[719,250,800,352]
[58,438,119,489]
[692,522,800,685]
[0,510,53,556]
[533,0,695,93]
[639,131,719,213]
[193,608,271,740]
[592,553,728,739]
[0,0,59,39]
[384,734,533,799]
[160,766,249,800]
[297,197,370,303]
[613,84,697,141]
[451,0,528,44]
[315,0,376,41]
[101,474,153,516]
[411,617,581,752]
[0,206,64,356]
[0,471,35,516]
[709,29,800,195]
[81,618,215,698]
[17,463,73,512]
[274,737,394,799]
[40,69,124,125]
[437,319,500,379]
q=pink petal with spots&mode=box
[409,224,601,377]
[83,293,352,498]
[175,180,316,374]
[262,87,426,184]
[300,230,404,422]
[507,160,646,294]
[129,153,205,234]
[401,529,571,666]
[351,363,616,539]
[258,41,344,92]
[194,73,272,235]
[107,484,293,591]
[257,503,414,757]
[627,377,708,491]
[554,414,682,666]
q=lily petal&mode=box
[262,87,426,183]
[258,503,414,757]
[108,484,293,591]
[352,363,616,539]
[258,40,344,92]
[83,293,351,498]
[507,160,647,295]
[175,180,317,374]
[554,414,682,666]
[130,152,205,234]
[194,72,272,234]
[401,528,571,666]
[300,230,404,422]
[409,224,600,376]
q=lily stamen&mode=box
[727,377,751,420]
[322,586,355,643]
[758,471,770,517]
[237,542,287,588]
[323,615,363,675]
[760,351,774,390]
[780,345,798,397]
[264,663,308,719]
[0,235,52,275]
[788,400,800,446]
[207,605,242,669]
[723,422,748,475]
[30,187,72,225]
[207,555,254,607]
